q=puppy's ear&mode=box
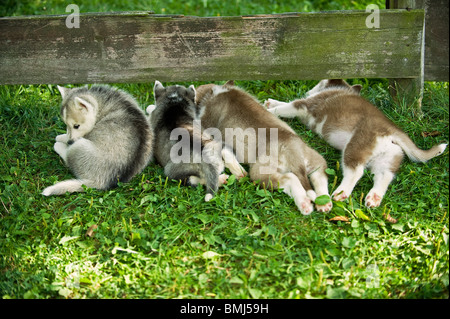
[57,85,71,99]
[154,80,165,99]
[352,84,362,94]
[74,97,94,113]
[188,85,196,101]
[225,80,235,86]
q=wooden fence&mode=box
[0,3,448,109]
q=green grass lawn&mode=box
[0,0,448,300]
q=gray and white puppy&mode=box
[150,81,245,201]
[42,85,153,196]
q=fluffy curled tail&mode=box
[165,162,219,202]
[42,179,85,196]
[186,163,220,202]
[392,132,447,163]
[200,162,220,202]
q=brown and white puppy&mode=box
[195,81,332,215]
[265,79,447,207]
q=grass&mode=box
[0,0,448,300]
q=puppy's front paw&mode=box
[54,141,67,155]
[55,134,69,143]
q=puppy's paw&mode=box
[226,162,247,179]
[235,169,248,179]
[365,192,382,208]
[218,174,229,186]
[42,186,53,196]
[316,201,333,213]
[55,134,69,143]
[298,199,314,216]
[264,98,281,109]
[53,142,69,164]
[332,189,348,202]
[146,104,156,114]
[188,175,202,187]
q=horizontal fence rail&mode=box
[0,10,425,85]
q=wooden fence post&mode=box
[386,0,425,113]
[387,0,449,113]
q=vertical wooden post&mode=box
[386,0,425,114]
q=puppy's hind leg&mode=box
[365,170,394,208]
[221,146,247,179]
[333,136,373,202]
[278,172,314,215]
[365,153,402,208]
[253,167,314,215]
[306,152,332,212]
[309,169,332,212]
[332,164,365,201]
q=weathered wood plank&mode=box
[0,10,424,85]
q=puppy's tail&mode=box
[392,132,447,163]
[201,162,219,202]
[164,162,219,201]
[42,179,85,196]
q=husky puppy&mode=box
[150,81,246,201]
[195,81,332,215]
[42,85,153,196]
[265,79,447,207]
